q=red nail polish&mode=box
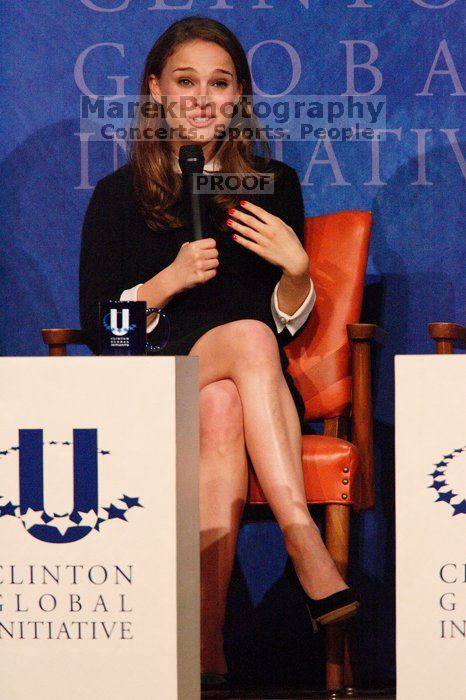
[232,234,237,240]
[227,208,235,215]
[240,200,247,206]
[226,219,233,225]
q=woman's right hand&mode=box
[169,238,219,293]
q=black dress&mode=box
[79,157,309,424]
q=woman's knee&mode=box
[200,379,244,448]
[190,320,282,386]
[228,320,282,371]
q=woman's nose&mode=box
[192,88,215,103]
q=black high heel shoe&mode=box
[285,557,360,633]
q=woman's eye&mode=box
[177,79,229,88]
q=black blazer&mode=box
[79,157,308,361]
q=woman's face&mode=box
[149,40,243,157]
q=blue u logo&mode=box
[102,309,137,336]
[19,429,98,544]
[109,308,130,336]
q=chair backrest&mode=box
[285,210,372,422]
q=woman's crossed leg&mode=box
[198,378,248,674]
[191,319,348,674]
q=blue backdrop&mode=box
[1,0,464,688]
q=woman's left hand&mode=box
[226,200,309,277]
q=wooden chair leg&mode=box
[435,338,454,354]
[325,504,350,691]
[344,634,354,687]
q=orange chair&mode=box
[246,211,385,693]
[42,210,385,694]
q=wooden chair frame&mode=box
[428,322,466,354]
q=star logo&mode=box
[435,490,456,504]
[77,509,99,529]
[49,514,76,536]
[0,438,144,541]
[429,479,447,490]
[452,500,466,517]
[104,504,127,521]
[429,469,445,479]
[428,444,466,518]
[20,507,46,530]
[119,495,144,509]
[0,501,19,517]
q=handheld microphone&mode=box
[178,144,206,241]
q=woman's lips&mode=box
[186,115,216,128]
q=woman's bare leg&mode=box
[190,319,348,601]
[198,379,248,674]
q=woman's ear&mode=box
[148,74,161,104]
[233,81,244,112]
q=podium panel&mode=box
[0,357,200,700]
[395,355,466,699]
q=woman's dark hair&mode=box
[127,15,275,232]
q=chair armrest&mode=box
[347,323,388,345]
[42,329,84,356]
[428,322,466,354]
[346,324,387,510]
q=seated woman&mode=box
[79,15,359,691]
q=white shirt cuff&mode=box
[271,276,316,335]
[119,283,160,334]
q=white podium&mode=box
[395,355,466,700]
[0,357,200,700]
